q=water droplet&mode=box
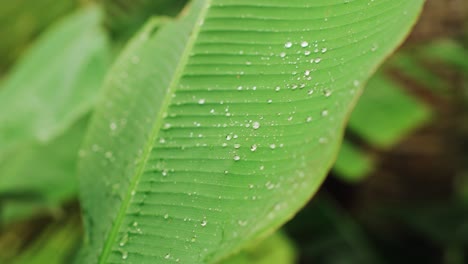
[306,116,313,122]
[201,219,208,227]
[238,220,248,226]
[284,42,293,48]
[252,121,260,130]
[301,41,309,48]
[165,253,171,259]
[226,135,233,141]
[353,80,360,87]
[233,155,241,161]
[319,137,328,144]
[119,233,128,247]
[304,50,311,56]
[122,251,128,260]
[110,122,117,130]
[198,99,206,104]
[270,144,276,149]
[280,52,286,58]
[304,70,311,76]
[164,213,169,219]
[250,144,258,152]
[321,110,329,117]
[323,89,332,97]
[234,144,241,149]
[265,181,275,190]
[314,58,322,63]
[162,170,168,176]
[321,47,328,53]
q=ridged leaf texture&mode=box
[78,0,424,263]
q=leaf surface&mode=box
[78,0,424,263]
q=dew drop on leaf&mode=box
[252,121,260,129]
[238,220,248,226]
[250,144,258,152]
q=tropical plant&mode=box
[6,0,463,263]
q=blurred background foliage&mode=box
[0,0,467,263]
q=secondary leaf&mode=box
[0,4,111,223]
[0,116,89,223]
[348,71,431,148]
[0,4,110,156]
[333,141,373,183]
[78,0,424,263]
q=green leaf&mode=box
[0,116,89,223]
[221,232,296,264]
[387,51,450,94]
[333,141,373,183]
[78,0,424,263]
[416,39,468,73]
[348,71,431,148]
[0,4,110,156]
[0,5,111,223]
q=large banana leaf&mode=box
[78,0,424,263]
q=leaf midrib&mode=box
[97,1,212,262]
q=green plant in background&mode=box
[7,0,468,263]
